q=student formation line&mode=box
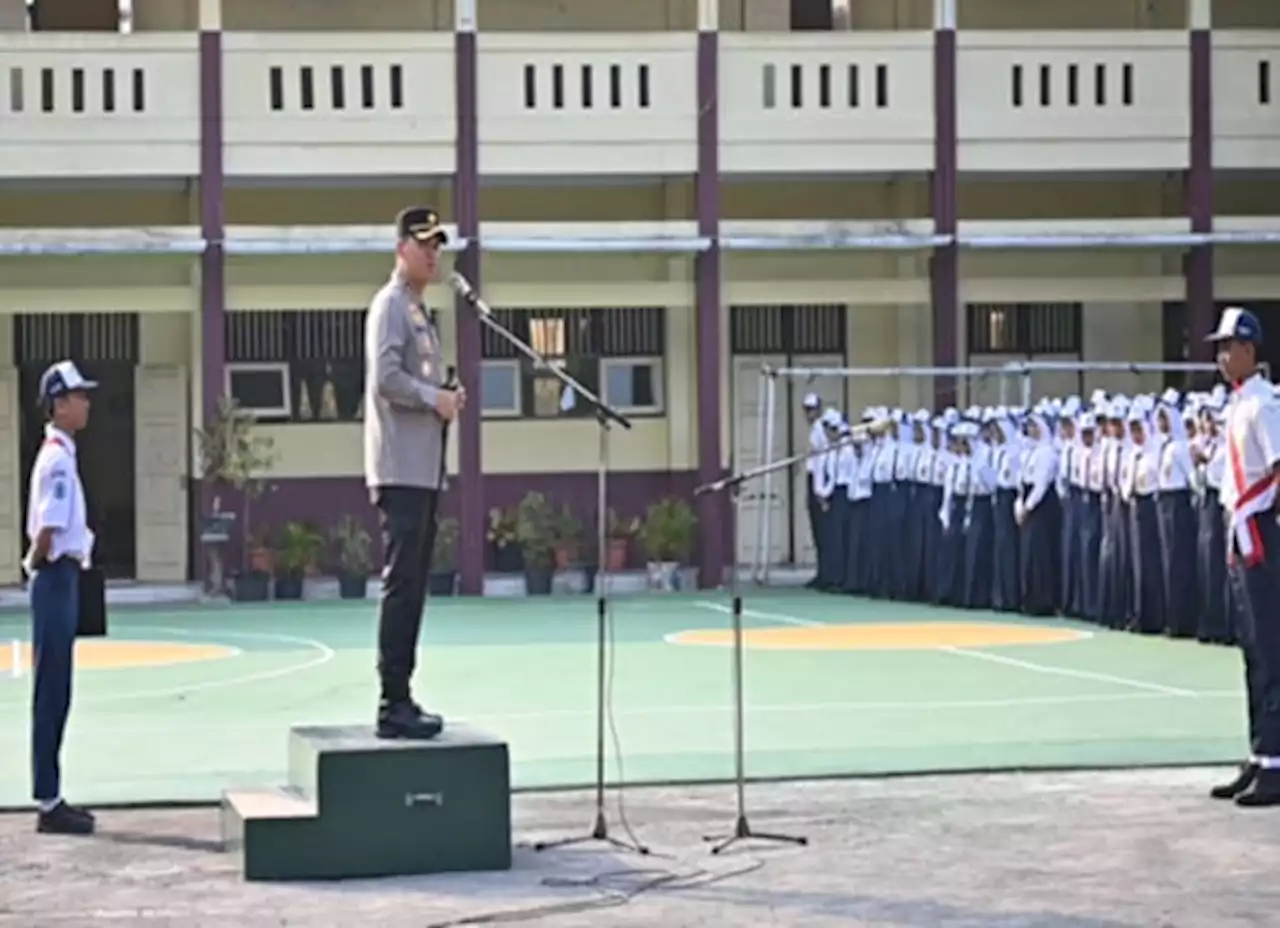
[802,387,1236,645]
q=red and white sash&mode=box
[1227,428,1276,568]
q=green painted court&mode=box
[0,590,1251,808]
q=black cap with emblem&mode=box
[396,206,449,246]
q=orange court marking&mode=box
[667,622,1089,651]
[13,640,237,672]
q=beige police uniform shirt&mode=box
[363,272,448,491]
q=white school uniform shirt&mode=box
[894,438,918,483]
[813,444,838,500]
[25,424,95,569]
[1222,373,1280,563]
[1158,435,1194,492]
[805,418,827,480]
[969,443,996,496]
[872,439,897,484]
[851,446,874,501]
[1203,434,1226,492]
[1019,430,1057,513]
[835,440,857,491]
[1128,430,1160,498]
[931,446,951,487]
[1086,440,1107,493]
[1071,440,1093,489]
[913,443,935,485]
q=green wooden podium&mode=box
[221,723,512,881]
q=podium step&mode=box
[225,723,513,881]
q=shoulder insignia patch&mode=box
[53,479,67,501]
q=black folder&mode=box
[76,566,107,638]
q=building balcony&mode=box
[0,30,1275,181]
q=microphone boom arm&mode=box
[695,420,889,497]
[450,272,632,431]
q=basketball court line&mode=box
[0,627,335,707]
[687,600,1198,697]
[0,689,1241,739]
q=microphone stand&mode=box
[695,421,884,855]
[449,273,647,857]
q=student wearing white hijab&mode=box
[1191,400,1231,644]
[963,419,997,610]
[890,413,921,600]
[927,417,953,605]
[1073,412,1103,623]
[1125,405,1166,634]
[989,412,1022,612]
[868,410,899,599]
[1097,400,1133,629]
[812,409,844,590]
[1155,393,1198,638]
[938,423,969,607]
[1057,407,1083,616]
[908,413,938,603]
[1015,412,1060,616]
[843,424,875,596]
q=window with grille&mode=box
[479,307,666,419]
[12,313,139,365]
[224,310,365,422]
[730,304,847,355]
[965,302,1082,355]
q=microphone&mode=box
[449,272,486,315]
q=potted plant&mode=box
[638,497,698,591]
[330,515,371,600]
[605,508,640,572]
[516,491,556,595]
[273,521,325,600]
[551,504,583,570]
[429,517,459,596]
[486,506,522,573]
[193,396,276,602]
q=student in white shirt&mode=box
[1097,400,1133,629]
[1154,395,1199,638]
[963,420,997,610]
[938,425,969,607]
[989,414,1022,612]
[812,410,842,590]
[1015,413,1060,616]
[1125,405,1166,634]
[843,430,874,595]
[928,418,953,605]
[1073,413,1102,622]
[801,393,826,588]
[1191,401,1230,644]
[827,420,857,592]
[1204,307,1280,806]
[1056,409,1082,616]
[25,360,99,837]
[868,412,899,600]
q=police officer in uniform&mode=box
[1205,307,1280,807]
[364,207,465,740]
[25,360,98,835]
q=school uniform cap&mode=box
[802,392,821,409]
[396,206,449,245]
[39,360,97,404]
[1206,306,1261,343]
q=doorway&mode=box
[14,315,139,580]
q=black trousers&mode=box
[373,485,441,705]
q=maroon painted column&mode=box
[931,5,959,409]
[454,7,484,595]
[198,25,225,580]
[1186,12,1215,359]
[694,23,726,588]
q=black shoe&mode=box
[1211,762,1259,800]
[376,700,444,740]
[36,801,95,835]
[1235,769,1280,808]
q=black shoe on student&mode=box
[36,801,95,835]
[1210,762,1259,800]
[376,700,444,740]
[1235,769,1280,808]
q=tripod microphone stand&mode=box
[694,420,885,855]
[448,272,647,856]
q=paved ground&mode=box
[2,767,1279,928]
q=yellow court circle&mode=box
[12,640,238,672]
[667,622,1090,651]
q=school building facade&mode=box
[0,0,1277,591]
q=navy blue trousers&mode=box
[1019,490,1060,616]
[1097,493,1132,629]
[1229,512,1280,760]
[844,498,869,594]
[991,489,1020,612]
[1078,491,1103,622]
[1196,490,1230,643]
[1157,489,1198,637]
[964,497,994,609]
[30,559,80,803]
[920,485,944,604]
[1129,495,1165,633]
[1060,488,1082,616]
[868,484,890,598]
[938,497,966,606]
[817,495,848,588]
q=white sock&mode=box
[38,797,61,813]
